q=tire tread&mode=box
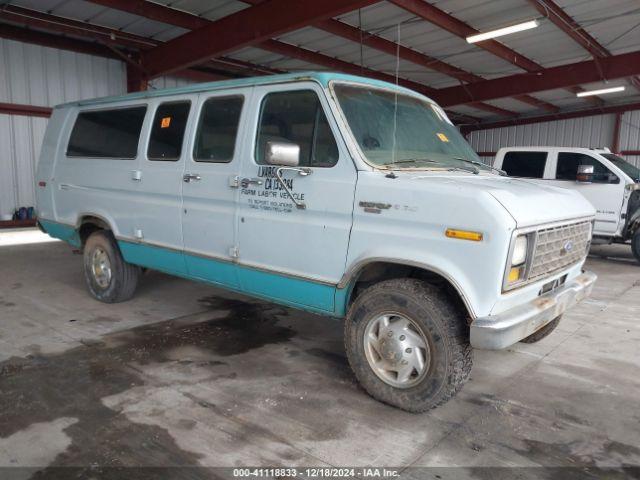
[345,278,472,412]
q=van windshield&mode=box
[333,83,488,171]
[602,154,640,182]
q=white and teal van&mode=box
[36,72,597,412]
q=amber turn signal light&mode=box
[445,229,483,242]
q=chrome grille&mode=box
[529,220,592,281]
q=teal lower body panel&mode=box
[39,219,81,248]
[36,223,350,315]
[237,266,335,313]
[118,241,188,276]
[117,240,348,317]
[186,254,239,289]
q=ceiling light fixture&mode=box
[466,19,539,43]
[576,86,626,97]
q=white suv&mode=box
[494,147,640,263]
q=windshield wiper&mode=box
[453,156,506,176]
[383,158,438,168]
[448,165,479,175]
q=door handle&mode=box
[240,177,263,188]
[183,173,201,183]
[275,167,312,209]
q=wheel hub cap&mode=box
[91,247,112,289]
[364,313,430,388]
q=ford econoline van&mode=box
[494,147,640,263]
[36,72,597,412]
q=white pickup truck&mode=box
[494,147,640,263]
[36,72,596,412]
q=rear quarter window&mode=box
[501,151,548,178]
[67,106,147,159]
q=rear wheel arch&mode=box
[77,214,113,247]
[341,260,474,323]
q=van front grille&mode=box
[529,220,592,281]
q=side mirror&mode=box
[576,164,594,183]
[265,141,300,167]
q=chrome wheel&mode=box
[91,247,112,289]
[363,312,430,388]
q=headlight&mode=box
[511,235,528,266]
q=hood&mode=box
[408,172,595,228]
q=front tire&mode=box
[344,279,472,413]
[632,230,640,264]
[83,230,140,303]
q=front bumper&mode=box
[470,271,597,349]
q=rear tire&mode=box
[632,230,640,264]
[520,315,561,343]
[344,279,472,413]
[83,230,140,303]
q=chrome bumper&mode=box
[470,271,597,350]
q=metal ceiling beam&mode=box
[240,0,553,112]
[0,102,53,118]
[85,0,518,117]
[258,40,517,117]
[526,0,609,58]
[389,0,603,104]
[0,9,486,121]
[312,17,558,113]
[258,39,430,92]
[0,22,119,59]
[526,0,640,90]
[0,22,233,84]
[460,101,640,134]
[0,5,155,50]
[447,112,481,125]
[0,7,283,80]
[437,50,640,107]
[140,0,379,77]
[86,0,208,30]
[390,0,540,69]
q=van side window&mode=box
[556,152,616,183]
[256,90,339,167]
[67,106,146,159]
[502,151,547,178]
[148,101,191,161]
[194,96,244,163]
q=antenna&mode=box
[391,22,401,164]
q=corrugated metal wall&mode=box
[468,111,640,166]
[0,38,125,218]
[0,39,196,218]
[148,76,196,90]
[619,110,640,166]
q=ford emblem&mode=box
[560,240,573,256]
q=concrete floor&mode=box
[0,229,639,479]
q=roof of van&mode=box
[496,146,611,153]
[58,71,425,109]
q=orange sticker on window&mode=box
[161,117,171,128]
[437,132,449,142]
